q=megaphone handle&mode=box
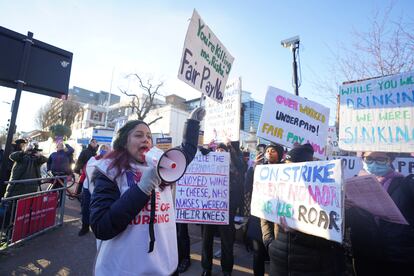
[148,191,156,253]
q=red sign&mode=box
[12,192,59,242]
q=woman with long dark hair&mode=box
[89,107,204,275]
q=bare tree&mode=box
[35,99,52,129]
[34,96,82,129]
[61,96,82,128]
[311,4,414,101]
[119,74,164,125]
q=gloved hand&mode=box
[189,106,206,122]
[137,167,161,195]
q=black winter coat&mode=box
[347,174,414,263]
[261,219,345,276]
[74,145,97,174]
[5,151,48,197]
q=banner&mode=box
[250,159,343,243]
[257,87,330,159]
[12,192,58,242]
[175,151,230,224]
[339,71,414,152]
[178,9,234,102]
[204,77,241,143]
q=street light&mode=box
[281,35,300,96]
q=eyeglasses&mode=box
[363,156,389,165]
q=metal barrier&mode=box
[0,176,67,250]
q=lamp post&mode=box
[281,35,300,96]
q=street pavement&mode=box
[0,196,268,275]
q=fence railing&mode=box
[0,176,67,250]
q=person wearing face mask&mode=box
[89,107,204,276]
[346,151,414,276]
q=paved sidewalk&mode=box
[0,198,267,275]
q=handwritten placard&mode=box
[339,71,414,152]
[393,157,414,176]
[326,126,340,156]
[178,9,234,102]
[257,87,330,159]
[328,156,363,179]
[250,159,343,243]
[175,151,230,224]
[204,77,241,143]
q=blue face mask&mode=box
[363,162,391,176]
[99,150,107,156]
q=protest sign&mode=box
[393,157,414,176]
[175,151,230,225]
[345,175,408,224]
[257,87,330,159]
[156,137,172,152]
[328,156,363,179]
[204,77,241,143]
[339,71,414,152]
[250,159,343,243]
[326,126,340,156]
[178,9,234,102]
[12,192,58,242]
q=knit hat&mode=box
[265,143,284,163]
[285,143,314,162]
[112,120,150,150]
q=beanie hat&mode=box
[265,143,284,163]
[112,120,149,150]
[285,143,314,162]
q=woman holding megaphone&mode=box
[89,107,205,276]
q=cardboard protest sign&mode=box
[328,156,363,179]
[339,71,414,152]
[204,77,241,143]
[175,151,230,225]
[345,175,408,224]
[250,159,343,243]
[178,9,234,102]
[393,157,414,176]
[257,87,330,159]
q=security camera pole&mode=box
[281,36,300,96]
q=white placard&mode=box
[250,159,343,243]
[178,9,234,102]
[257,87,330,159]
[175,151,230,225]
[204,77,241,143]
[328,156,363,179]
[339,71,414,152]
[393,157,414,176]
